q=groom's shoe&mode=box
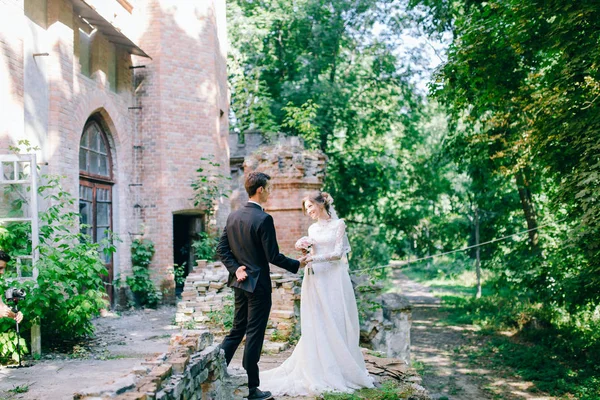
[247,388,273,400]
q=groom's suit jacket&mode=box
[217,202,300,293]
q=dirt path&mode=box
[395,273,555,400]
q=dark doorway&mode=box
[173,214,205,294]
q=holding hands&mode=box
[298,254,309,267]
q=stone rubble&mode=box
[363,351,430,399]
[355,276,413,365]
[74,330,239,400]
[176,260,302,347]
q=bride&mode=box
[260,192,374,396]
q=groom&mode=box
[217,172,306,400]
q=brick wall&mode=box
[0,0,25,152]
[237,141,327,263]
[134,0,230,294]
[0,0,230,303]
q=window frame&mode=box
[79,119,114,183]
[79,117,115,302]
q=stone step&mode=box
[270,310,295,319]
[262,341,289,354]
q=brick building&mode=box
[229,132,327,261]
[0,0,230,302]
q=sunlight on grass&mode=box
[321,380,420,400]
[397,259,600,399]
[397,259,492,299]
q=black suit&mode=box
[217,202,299,390]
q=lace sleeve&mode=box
[310,220,349,264]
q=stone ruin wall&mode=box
[75,330,231,400]
[229,133,327,259]
[176,260,301,350]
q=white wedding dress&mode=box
[260,218,374,396]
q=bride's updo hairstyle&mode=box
[302,191,333,217]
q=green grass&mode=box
[411,360,429,376]
[8,384,29,394]
[400,262,492,298]
[473,336,600,398]
[321,380,419,399]
[399,261,600,399]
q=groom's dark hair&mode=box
[245,172,271,197]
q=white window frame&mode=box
[0,153,39,280]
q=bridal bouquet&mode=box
[295,236,315,253]
[295,236,315,275]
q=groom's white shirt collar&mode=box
[247,200,263,211]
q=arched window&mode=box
[79,117,114,301]
[79,120,112,178]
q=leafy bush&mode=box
[0,222,31,260]
[191,231,218,261]
[0,174,112,360]
[127,239,161,308]
[0,332,27,364]
[172,263,187,287]
[322,380,417,400]
[190,156,230,222]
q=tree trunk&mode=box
[425,224,432,270]
[515,169,540,253]
[474,207,482,299]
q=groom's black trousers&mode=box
[221,285,272,390]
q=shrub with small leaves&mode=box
[127,239,161,308]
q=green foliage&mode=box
[127,239,161,308]
[410,267,600,398]
[191,156,231,222]
[281,100,320,149]
[205,293,234,330]
[0,222,31,260]
[322,380,417,399]
[446,296,600,398]
[191,231,218,261]
[29,235,111,338]
[408,0,600,307]
[8,139,39,155]
[8,383,30,394]
[269,329,286,342]
[228,0,431,263]
[347,223,390,279]
[0,332,27,364]
[131,238,154,269]
[182,320,197,330]
[229,0,600,395]
[0,175,111,362]
[172,263,187,287]
[355,290,383,328]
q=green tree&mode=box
[228,0,435,273]
[409,0,600,306]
